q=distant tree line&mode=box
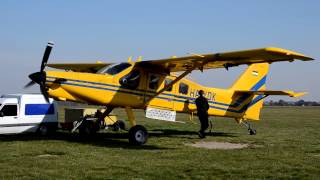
[264,100,320,106]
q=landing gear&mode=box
[112,120,126,131]
[241,121,257,135]
[125,106,148,145]
[249,128,257,135]
[79,119,98,136]
[129,125,148,145]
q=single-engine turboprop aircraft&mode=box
[25,42,313,145]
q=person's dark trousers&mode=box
[198,113,209,136]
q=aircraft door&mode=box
[145,74,174,110]
[118,69,145,107]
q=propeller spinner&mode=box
[25,42,54,102]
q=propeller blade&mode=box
[25,42,54,102]
[28,71,46,85]
[40,42,54,72]
[40,84,50,103]
[24,81,36,88]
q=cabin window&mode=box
[98,63,132,75]
[179,83,189,95]
[119,70,141,90]
[164,78,173,92]
[149,75,160,90]
[0,104,17,116]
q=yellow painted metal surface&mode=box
[45,47,312,122]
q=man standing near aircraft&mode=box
[195,90,210,138]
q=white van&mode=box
[0,94,58,135]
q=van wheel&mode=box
[38,125,49,136]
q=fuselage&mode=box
[46,62,266,121]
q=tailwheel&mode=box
[241,121,257,135]
[129,125,148,145]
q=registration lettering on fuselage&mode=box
[189,89,216,101]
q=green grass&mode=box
[0,107,319,179]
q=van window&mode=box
[164,78,173,92]
[179,83,189,95]
[149,75,160,90]
[0,104,17,116]
[25,104,55,115]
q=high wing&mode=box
[47,62,112,73]
[235,90,307,98]
[136,47,313,72]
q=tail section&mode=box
[230,63,269,121]
[230,63,269,91]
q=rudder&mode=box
[230,63,269,120]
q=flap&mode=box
[136,47,313,72]
[235,90,307,97]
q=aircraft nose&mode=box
[28,72,46,84]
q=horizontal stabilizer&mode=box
[235,90,307,98]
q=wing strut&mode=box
[144,60,208,105]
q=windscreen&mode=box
[98,63,132,75]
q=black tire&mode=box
[128,125,148,145]
[249,129,257,135]
[118,120,126,130]
[113,120,126,131]
[38,125,49,136]
[79,121,96,136]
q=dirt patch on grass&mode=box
[36,151,66,158]
[37,154,59,158]
[188,141,249,150]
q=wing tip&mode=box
[291,92,308,98]
[265,47,314,61]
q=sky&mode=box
[0,0,319,101]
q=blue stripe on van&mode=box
[25,104,55,115]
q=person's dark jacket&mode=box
[195,96,209,115]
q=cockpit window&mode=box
[149,75,160,90]
[98,63,132,75]
[119,70,141,90]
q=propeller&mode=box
[25,42,54,102]
[24,81,36,88]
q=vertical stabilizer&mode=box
[231,63,269,120]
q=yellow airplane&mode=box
[25,42,313,145]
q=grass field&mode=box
[0,107,319,179]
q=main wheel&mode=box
[128,125,148,145]
[249,129,257,135]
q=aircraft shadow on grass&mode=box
[0,131,168,150]
[0,129,237,149]
[150,129,238,139]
